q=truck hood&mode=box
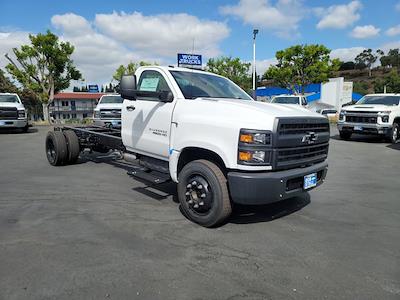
[197,97,321,118]
[343,104,398,112]
[94,103,123,111]
[0,102,25,109]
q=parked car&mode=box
[45,66,329,227]
[271,95,308,107]
[93,94,123,128]
[0,93,28,132]
[337,93,400,143]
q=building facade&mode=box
[50,93,105,122]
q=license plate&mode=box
[304,173,317,190]
[354,126,363,131]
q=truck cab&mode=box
[337,93,400,143]
[93,94,123,128]
[0,93,28,132]
[46,66,330,227]
[271,94,308,107]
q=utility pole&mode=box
[252,29,259,100]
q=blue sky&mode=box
[1,0,400,85]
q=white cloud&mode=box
[220,0,304,38]
[0,31,30,70]
[316,1,362,29]
[330,47,366,62]
[350,25,380,39]
[255,58,277,74]
[95,11,229,58]
[386,25,400,36]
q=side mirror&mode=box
[120,75,137,101]
[159,91,174,103]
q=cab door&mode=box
[121,69,176,160]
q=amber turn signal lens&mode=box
[240,134,253,143]
[239,151,252,161]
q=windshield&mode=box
[100,95,123,104]
[357,95,400,106]
[170,71,253,100]
[0,94,19,103]
[272,96,300,104]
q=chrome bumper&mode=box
[0,119,28,128]
[337,122,392,135]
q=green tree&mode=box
[206,56,252,91]
[112,61,154,83]
[0,68,19,93]
[374,69,400,93]
[355,49,380,77]
[264,44,340,94]
[380,49,400,68]
[4,30,82,121]
[353,81,369,95]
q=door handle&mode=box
[126,105,136,111]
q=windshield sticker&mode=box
[140,78,159,92]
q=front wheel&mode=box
[177,160,232,227]
[391,123,399,144]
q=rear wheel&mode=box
[63,130,80,164]
[177,159,232,227]
[339,130,352,140]
[45,131,68,166]
[391,123,399,144]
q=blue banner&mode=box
[177,53,202,68]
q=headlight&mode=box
[18,109,26,118]
[238,129,272,165]
[94,111,100,118]
[339,111,346,120]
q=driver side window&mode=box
[136,70,172,102]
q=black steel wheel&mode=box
[391,123,399,144]
[178,159,232,227]
[63,130,80,164]
[45,131,68,166]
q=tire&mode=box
[45,131,68,166]
[177,159,232,227]
[22,125,29,133]
[63,130,80,164]
[391,123,399,144]
[339,130,352,140]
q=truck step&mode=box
[127,169,171,184]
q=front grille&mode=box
[100,109,121,119]
[346,115,377,123]
[278,122,329,135]
[276,143,329,169]
[0,107,18,120]
[273,118,330,170]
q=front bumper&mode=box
[337,122,392,135]
[0,119,27,128]
[228,161,328,205]
[93,118,121,128]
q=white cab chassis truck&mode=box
[45,66,329,227]
[337,94,400,143]
[93,94,123,128]
[0,93,28,132]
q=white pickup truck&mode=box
[45,66,330,227]
[337,93,400,143]
[93,94,123,128]
[271,95,308,107]
[0,93,28,132]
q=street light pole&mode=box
[252,29,259,100]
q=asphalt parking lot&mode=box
[0,126,399,300]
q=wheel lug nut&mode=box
[199,201,204,206]
[188,200,193,204]
[187,184,192,188]
[200,193,206,198]
[197,185,203,189]
[194,204,199,208]
[192,181,197,186]
[185,192,190,196]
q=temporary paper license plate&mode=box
[354,126,363,131]
[304,173,317,189]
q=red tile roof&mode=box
[54,92,106,100]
